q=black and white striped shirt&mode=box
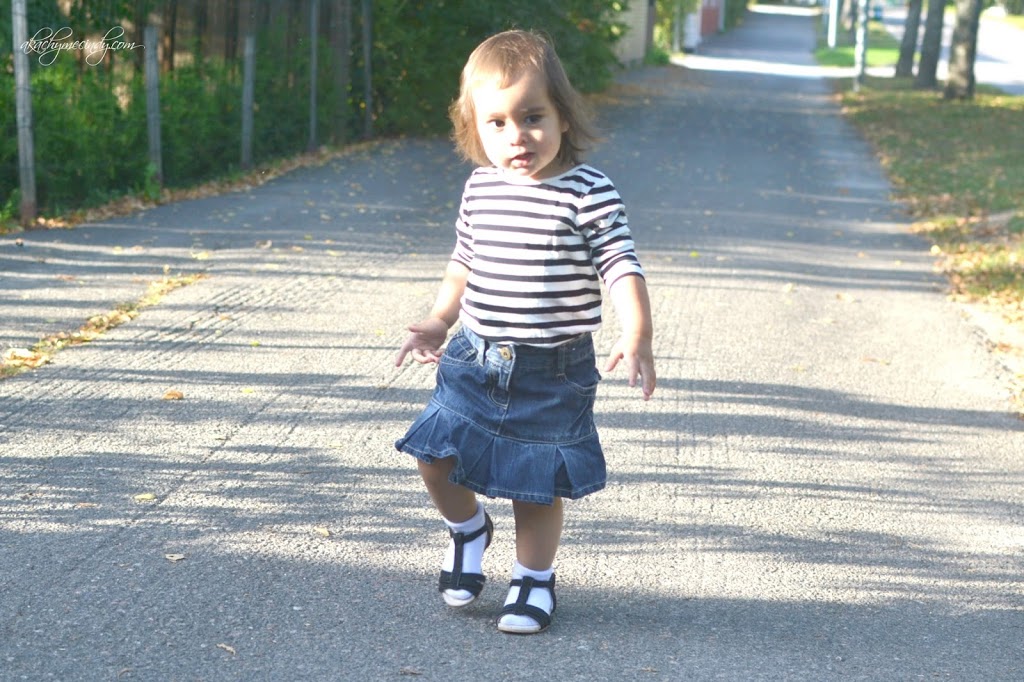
[452,164,645,347]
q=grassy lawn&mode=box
[817,20,1024,407]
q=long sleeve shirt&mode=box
[452,164,645,347]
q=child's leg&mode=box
[417,458,477,522]
[499,498,563,634]
[512,498,563,570]
[418,458,492,607]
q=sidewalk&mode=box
[2,8,1022,681]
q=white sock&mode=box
[499,560,555,630]
[441,503,487,602]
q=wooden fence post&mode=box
[12,0,37,226]
[144,24,164,188]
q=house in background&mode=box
[615,0,656,65]
[685,0,727,52]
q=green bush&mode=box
[1,0,626,216]
[151,63,240,186]
[30,62,140,211]
[362,0,626,136]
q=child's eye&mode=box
[525,114,542,125]
[487,119,504,130]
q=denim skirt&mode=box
[395,326,606,505]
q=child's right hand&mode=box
[395,317,450,366]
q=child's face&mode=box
[471,69,569,181]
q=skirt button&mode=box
[499,347,512,360]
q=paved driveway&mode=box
[2,8,1022,681]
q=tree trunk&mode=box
[840,0,856,33]
[895,0,924,77]
[163,0,178,72]
[854,0,868,90]
[193,1,207,70]
[225,0,239,63]
[944,0,984,99]
[915,0,946,89]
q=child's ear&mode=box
[561,120,570,134]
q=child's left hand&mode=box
[605,334,656,400]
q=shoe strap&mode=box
[508,575,556,610]
[501,575,557,628]
[447,513,493,585]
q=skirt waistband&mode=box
[458,325,593,367]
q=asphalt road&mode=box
[2,8,1022,681]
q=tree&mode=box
[895,0,924,77]
[944,0,985,99]
[915,0,946,89]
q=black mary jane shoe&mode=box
[438,512,494,607]
[496,574,556,634]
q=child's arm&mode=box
[395,261,470,366]
[605,274,656,400]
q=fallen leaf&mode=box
[217,643,237,656]
[399,668,423,676]
[163,389,185,400]
[314,527,331,538]
[165,553,186,562]
[133,493,157,502]
[782,283,795,294]
[836,293,856,303]
[2,348,50,368]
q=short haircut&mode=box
[449,30,599,169]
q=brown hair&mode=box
[448,30,599,168]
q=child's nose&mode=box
[506,121,526,144]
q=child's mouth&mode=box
[510,153,534,168]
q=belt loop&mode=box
[464,326,487,366]
[556,340,568,377]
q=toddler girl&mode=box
[395,29,655,634]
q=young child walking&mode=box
[394,29,655,635]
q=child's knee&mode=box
[418,457,455,484]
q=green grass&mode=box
[998,14,1024,31]
[834,77,1024,323]
[814,23,901,69]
